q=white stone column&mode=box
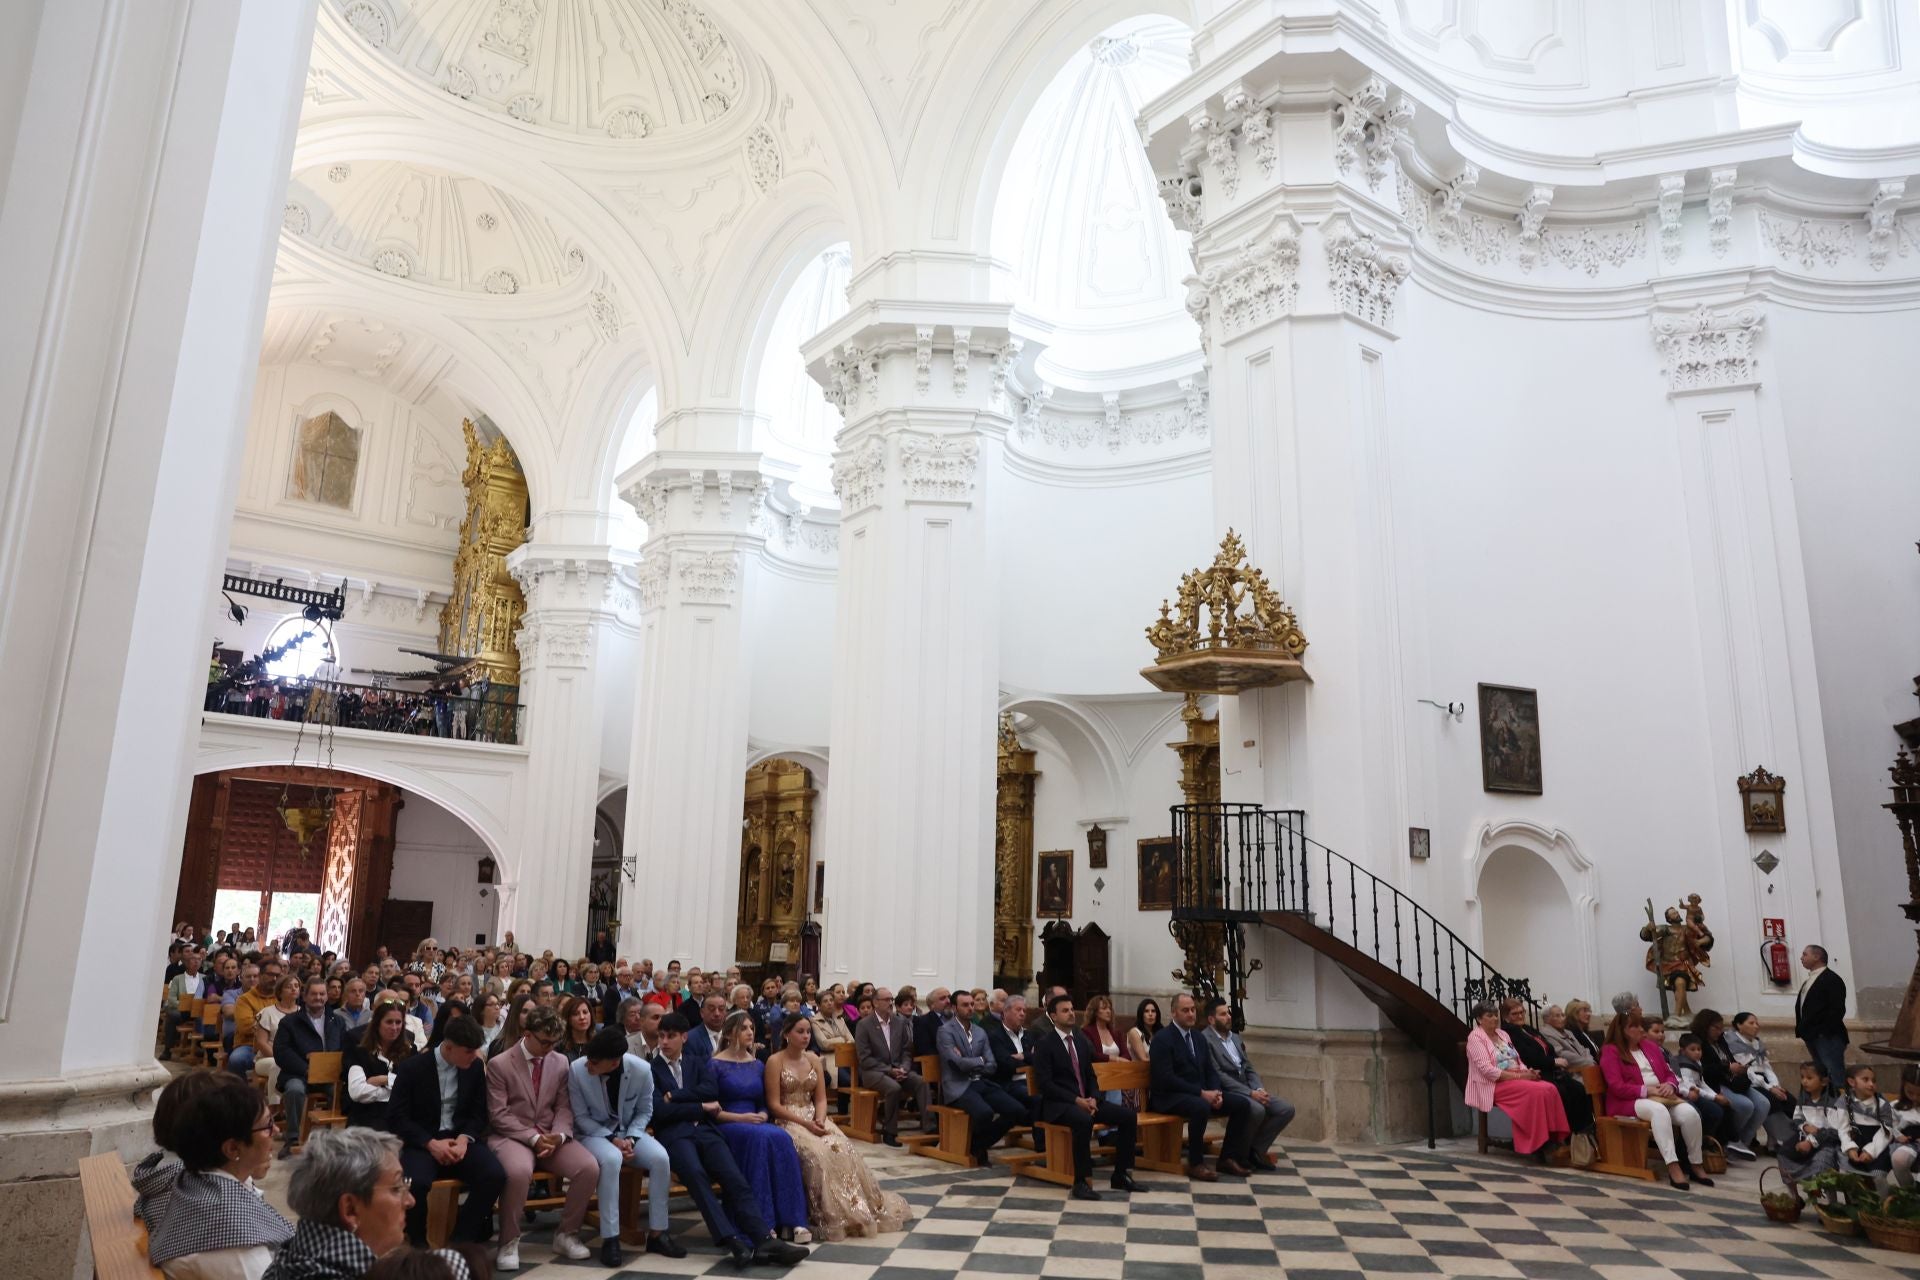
[505,546,626,955]
[1651,300,1850,1016]
[0,1,315,1273]
[617,452,766,966]
[801,310,1025,994]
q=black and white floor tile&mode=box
[480,1141,1920,1280]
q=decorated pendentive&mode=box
[1142,530,1309,694]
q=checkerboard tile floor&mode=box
[479,1142,1920,1279]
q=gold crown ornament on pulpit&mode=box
[1140,529,1310,694]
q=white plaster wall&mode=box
[232,362,468,587]
[1772,304,1920,1013]
[745,559,836,748]
[599,626,640,778]
[390,795,499,950]
[999,465,1214,695]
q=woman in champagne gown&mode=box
[765,1015,912,1241]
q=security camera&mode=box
[1186,175,1204,199]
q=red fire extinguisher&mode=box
[1761,918,1790,985]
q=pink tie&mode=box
[531,1053,544,1098]
[1066,1035,1083,1097]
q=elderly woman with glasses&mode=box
[263,1128,471,1280]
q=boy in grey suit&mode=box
[1202,997,1294,1169]
[567,1028,684,1267]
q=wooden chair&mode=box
[1093,1060,1188,1174]
[1584,1065,1655,1181]
[425,1179,465,1249]
[78,1152,163,1280]
[199,1002,226,1069]
[830,1042,885,1143]
[297,1051,348,1148]
[170,998,205,1063]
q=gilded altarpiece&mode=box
[438,420,529,689]
[738,760,815,969]
[995,715,1039,990]
[1169,694,1226,993]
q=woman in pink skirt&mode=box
[1466,1000,1570,1159]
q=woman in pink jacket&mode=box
[1465,1002,1569,1159]
[1598,1013,1713,1190]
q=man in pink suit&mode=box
[486,1006,601,1271]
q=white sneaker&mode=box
[1726,1142,1757,1160]
[495,1242,520,1272]
[551,1231,591,1260]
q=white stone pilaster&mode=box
[802,310,1027,994]
[0,0,316,1272]
[617,451,766,966]
[505,546,625,954]
[1651,298,1850,1016]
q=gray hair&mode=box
[288,1128,399,1224]
[1004,994,1027,1011]
[618,996,645,1025]
[1609,991,1641,1016]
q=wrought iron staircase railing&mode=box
[1170,802,1534,1031]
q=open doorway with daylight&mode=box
[177,767,501,964]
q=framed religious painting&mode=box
[1738,766,1786,833]
[1087,823,1108,869]
[1478,683,1543,794]
[1037,851,1072,918]
[1137,837,1176,911]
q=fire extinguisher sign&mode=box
[1762,918,1786,940]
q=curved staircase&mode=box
[1171,803,1534,1088]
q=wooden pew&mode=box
[1092,1060,1188,1174]
[833,1043,883,1143]
[1584,1065,1655,1181]
[295,1051,348,1149]
[78,1153,163,1280]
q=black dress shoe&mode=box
[1070,1180,1101,1201]
[647,1230,687,1259]
[883,1134,902,1147]
[728,1238,755,1267]
[599,1237,624,1268]
[1109,1171,1138,1192]
[753,1237,809,1266]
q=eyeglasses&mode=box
[381,1175,413,1197]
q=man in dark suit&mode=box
[985,995,1036,1092]
[1150,992,1253,1181]
[273,975,349,1154]
[685,993,726,1065]
[1032,993,1137,1201]
[1795,944,1849,1093]
[914,987,952,1057]
[855,986,931,1145]
[388,1014,505,1246]
[650,1014,807,1267]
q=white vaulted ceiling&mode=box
[332,0,746,140]
[993,18,1200,388]
[283,160,583,296]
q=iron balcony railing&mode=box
[1170,802,1534,1025]
[205,676,525,746]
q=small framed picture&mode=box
[1409,827,1431,860]
[1739,766,1786,833]
[1137,838,1176,911]
[1087,824,1108,869]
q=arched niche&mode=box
[1466,821,1598,1007]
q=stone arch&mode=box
[1466,820,1599,1007]
[999,695,1126,819]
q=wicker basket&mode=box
[1702,1137,1728,1175]
[1759,1168,1802,1224]
[1815,1205,1861,1237]
[1861,1214,1920,1254]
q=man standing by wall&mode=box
[1795,945,1848,1091]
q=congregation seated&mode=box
[1150,992,1255,1181]
[1498,998,1593,1141]
[686,992,727,1064]
[912,988,952,1057]
[1599,1012,1713,1190]
[555,996,595,1062]
[706,1011,810,1239]
[763,1013,912,1240]
[345,999,414,1131]
[1465,1000,1570,1161]
[937,990,1030,1166]
[483,1006,599,1270]
[1127,998,1163,1062]
[566,1027,682,1267]
[387,1016,504,1251]
[1032,992,1138,1201]
[264,1129,473,1280]
[1726,1011,1797,1150]
[1690,1008,1763,1159]
[141,1071,294,1280]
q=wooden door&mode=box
[1073,924,1111,1008]
[380,899,434,962]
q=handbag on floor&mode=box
[1568,1132,1596,1168]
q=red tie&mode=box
[530,1053,544,1098]
[1066,1035,1083,1097]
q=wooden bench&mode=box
[1092,1060,1188,1174]
[1585,1065,1656,1181]
[78,1152,163,1280]
[911,1058,1034,1169]
[199,1003,226,1069]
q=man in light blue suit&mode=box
[567,1027,684,1268]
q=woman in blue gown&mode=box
[710,1010,811,1239]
